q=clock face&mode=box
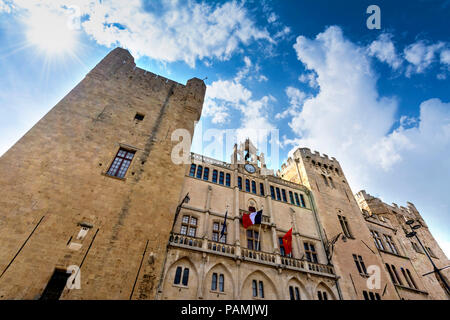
[245,164,256,173]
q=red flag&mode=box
[282,228,293,255]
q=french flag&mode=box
[242,210,263,229]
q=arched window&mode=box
[203,167,209,181]
[189,164,196,177]
[238,177,242,190]
[212,170,218,183]
[196,165,203,179]
[219,172,224,185]
[246,179,250,192]
[225,173,231,187]
[251,181,257,194]
[260,183,265,196]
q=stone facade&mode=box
[158,145,339,300]
[0,48,205,299]
[0,48,448,300]
[355,191,450,300]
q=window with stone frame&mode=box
[174,266,190,286]
[384,234,399,255]
[304,242,318,263]
[371,230,385,250]
[289,286,301,300]
[353,254,368,275]
[279,237,292,257]
[247,229,260,251]
[338,215,353,238]
[212,221,227,243]
[317,290,328,300]
[106,148,135,179]
[180,215,197,237]
[211,273,225,292]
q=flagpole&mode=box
[256,205,263,251]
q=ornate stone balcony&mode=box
[169,233,336,278]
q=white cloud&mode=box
[289,26,450,254]
[276,87,307,120]
[367,33,402,70]
[298,72,318,88]
[267,12,277,23]
[5,0,274,67]
[404,40,445,76]
[441,49,450,67]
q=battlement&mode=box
[279,147,342,175]
[87,47,206,113]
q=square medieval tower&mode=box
[0,48,206,300]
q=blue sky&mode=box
[0,0,449,256]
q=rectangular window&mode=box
[212,222,226,243]
[384,234,398,255]
[182,268,189,286]
[252,181,257,194]
[211,273,217,291]
[276,188,281,201]
[203,167,209,181]
[279,237,291,257]
[289,191,295,204]
[212,170,218,183]
[294,193,300,206]
[260,183,265,196]
[246,179,250,192]
[189,164,196,177]
[304,242,318,263]
[225,173,231,187]
[247,230,260,251]
[196,165,203,179]
[219,172,224,185]
[107,148,135,179]
[270,186,275,200]
[338,215,353,238]
[238,177,242,190]
[181,215,197,237]
[281,189,287,202]
[371,230,385,250]
[219,274,224,292]
[300,194,306,207]
[353,254,367,275]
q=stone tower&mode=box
[0,48,206,299]
[279,148,399,299]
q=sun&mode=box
[25,9,77,56]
